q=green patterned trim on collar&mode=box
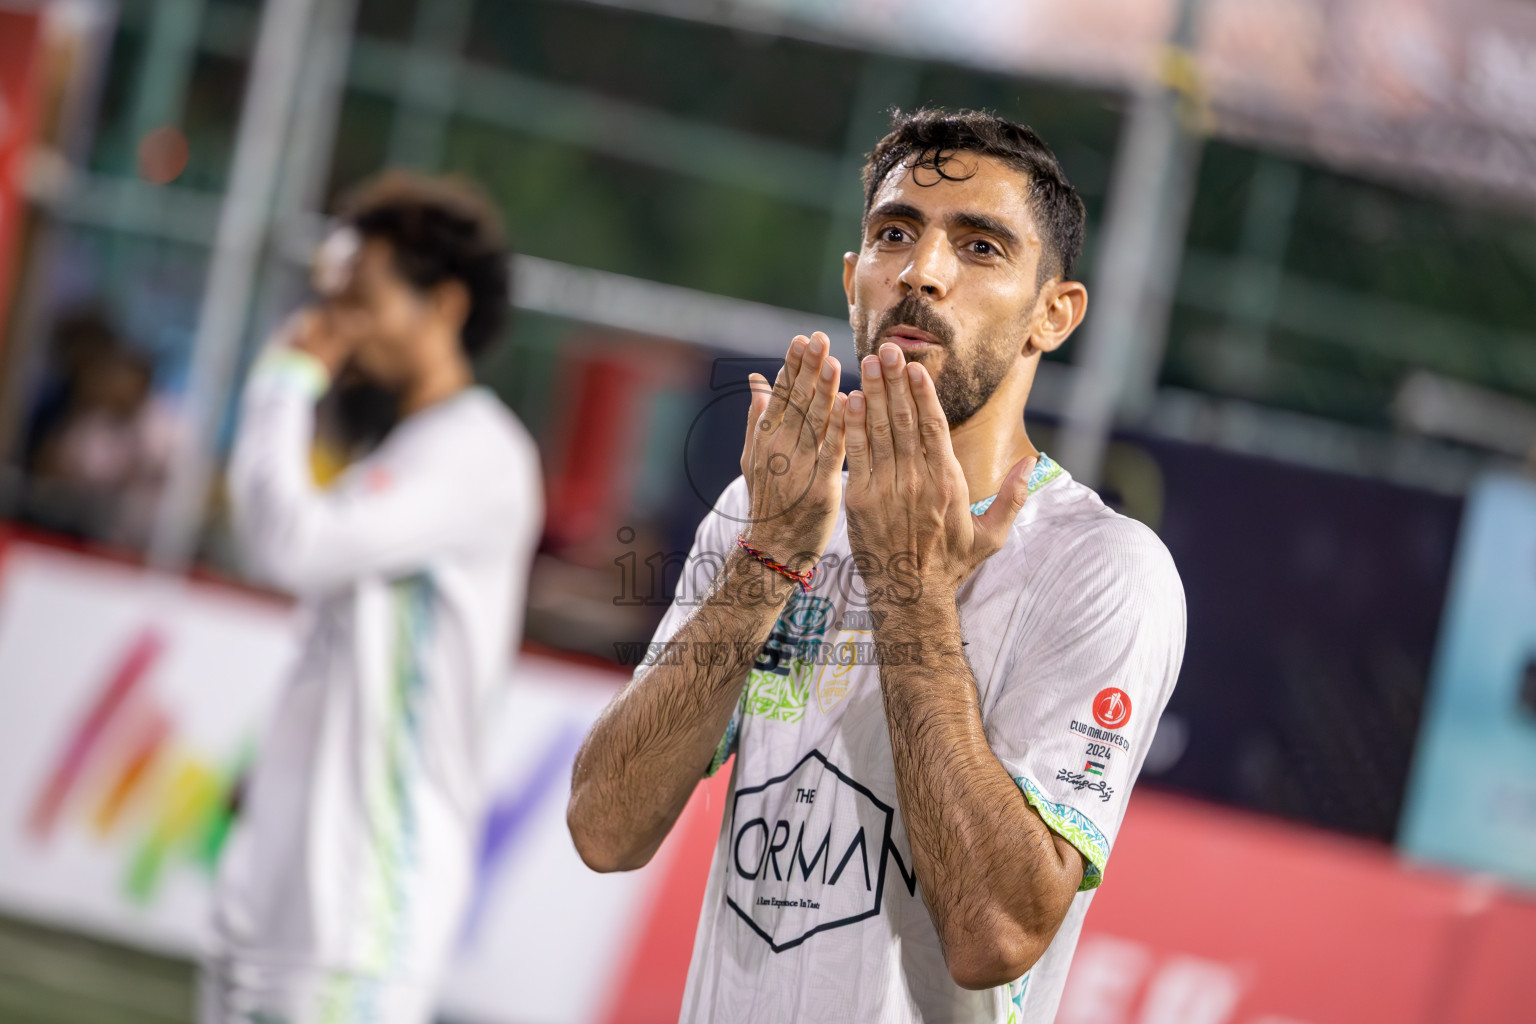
[969,452,1063,517]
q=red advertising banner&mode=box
[1058,791,1536,1024]
[0,7,42,349]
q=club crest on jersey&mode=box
[814,629,868,714]
[1091,687,1132,730]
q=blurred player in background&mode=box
[568,110,1185,1022]
[203,173,543,1024]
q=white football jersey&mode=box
[654,456,1185,1024]
[207,349,543,1024]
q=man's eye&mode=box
[880,226,908,243]
[970,240,996,256]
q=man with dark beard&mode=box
[206,174,542,1024]
[568,110,1185,1023]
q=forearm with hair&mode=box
[875,597,1083,988]
[567,548,797,872]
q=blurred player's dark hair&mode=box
[862,108,1086,284]
[338,171,511,357]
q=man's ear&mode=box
[434,278,472,333]
[842,251,859,310]
[1028,280,1088,355]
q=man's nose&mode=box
[898,233,952,301]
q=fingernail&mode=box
[821,358,836,381]
[849,391,864,411]
[862,355,879,378]
[906,363,922,383]
[810,335,825,355]
[880,345,900,367]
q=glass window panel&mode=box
[442,121,834,312]
[323,92,397,206]
[354,0,421,44]
[177,51,250,192]
[465,0,860,152]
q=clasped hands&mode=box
[738,331,1036,613]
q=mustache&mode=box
[872,294,955,347]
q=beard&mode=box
[853,292,1017,429]
[326,364,403,454]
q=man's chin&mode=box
[896,346,944,379]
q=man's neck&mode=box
[950,405,1038,506]
[400,351,475,418]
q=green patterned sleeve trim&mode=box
[251,347,332,400]
[1015,775,1109,892]
[704,714,739,778]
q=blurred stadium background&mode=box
[0,0,1534,1021]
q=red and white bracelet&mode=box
[736,534,816,593]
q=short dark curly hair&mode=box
[338,171,511,357]
[861,108,1086,283]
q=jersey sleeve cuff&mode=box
[1015,774,1109,892]
[250,347,332,401]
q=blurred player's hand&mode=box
[283,304,371,376]
[739,332,847,571]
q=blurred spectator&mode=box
[21,308,117,470]
[23,311,177,547]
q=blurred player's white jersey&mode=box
[662,459,1184,1024]
[205,349,542,1024]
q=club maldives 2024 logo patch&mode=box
[1091,686,1132,730]
[726,749,918,952]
